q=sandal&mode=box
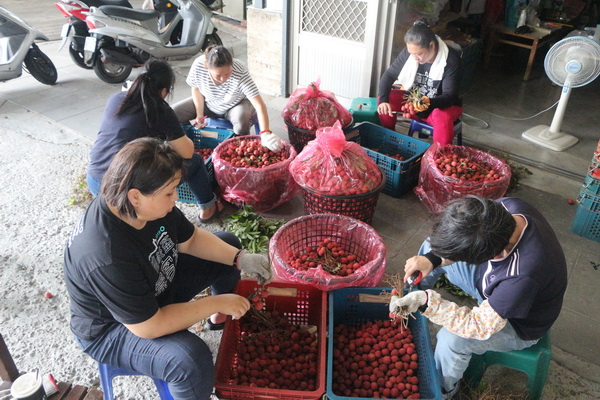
[204,319,226,331]
[197,199,224,223]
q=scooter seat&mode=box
[99,5,159,21]
[87,0,132,8]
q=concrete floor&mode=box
[2,0,600,392]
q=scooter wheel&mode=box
[23,44,57,85]
[93,59,132,84]
[69,45,92,70]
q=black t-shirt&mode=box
[475,198,568,340]
[63,196,195,341]
[378,46,463,118]
[87,92,185,180]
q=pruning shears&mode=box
[405,271,422,293]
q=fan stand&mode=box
[522,79,579,151]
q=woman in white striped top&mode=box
[173,45,282,151]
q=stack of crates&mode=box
[571,140,600,242]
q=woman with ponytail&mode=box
[86,58,222,222]
[378,19,463,145]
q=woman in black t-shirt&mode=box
[86,59,222,222]
[66,138,271,400]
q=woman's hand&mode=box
[404,255,436,283]
[260,131,282,152]
[377,102,394,117]
[193,116,208,128]
[217,293,251,320]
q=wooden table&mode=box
[484,23,569,81]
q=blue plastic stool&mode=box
[408,119,463,145]
[98,362,174,400]
[463,331,551,400]
[205,115,260,134]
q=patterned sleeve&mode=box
[422,289,507,340]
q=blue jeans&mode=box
[86,154,214,209]
[417,240,539,392]
[76,232,241,400]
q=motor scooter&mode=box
[55,0,133,69]
[83,0,222,83]
[0,6,58,85]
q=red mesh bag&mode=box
[282,80,353,131]
[212,136,300,213]
[414,144,512,214]
[269,214,387,291]
[289,121,383,196]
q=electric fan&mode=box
[522,36,600,151]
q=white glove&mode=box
[237,251,272,285]
[388,291,428,314]
[260,131,282,152]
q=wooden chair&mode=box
[0,334,103,400]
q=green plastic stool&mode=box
[463,331,551,400]
[349,97,380,124]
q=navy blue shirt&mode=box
[475,198,567,340]
[87,92,185,180]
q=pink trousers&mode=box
[379,89,463,145]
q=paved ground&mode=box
[1,1,600,399]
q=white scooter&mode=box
[0,6,58,85]
[83,0,222,83]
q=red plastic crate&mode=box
[214,280,327,400]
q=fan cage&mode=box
[544,36,600,88]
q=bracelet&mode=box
[418,291,429,313]
[260,130,272,134]
[233,249,244,270]
[422,252,442,269]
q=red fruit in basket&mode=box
[254,301,264,310]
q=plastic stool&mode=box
[463,331,551,400]
[98,362,174,400]
[349,97,380,124]
[408,119,463,145]
[205,115,260,134]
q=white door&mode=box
[289,0,397,99]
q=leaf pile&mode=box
[434,274,472,299]
[224,206,285,253]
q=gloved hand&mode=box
[237,250,272,285]
[260,131,283,152]
[388,291,428,314]
[193,116,208,128]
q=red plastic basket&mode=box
[212,136,300,212]
[269,214,387,291]
[300,170,386,224]
[415,144,512,214]
[214,280,327,400]
[285,119,357,154]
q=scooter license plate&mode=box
[84,36,97,53]
[60,23,70,38]
[58,23,71,51]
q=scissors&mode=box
[405,271,423,292]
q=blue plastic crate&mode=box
[354,122,431,197]
[582,171,600,195]
[571,188,600,242]
[176,126,234,204]
[327,287,442,400]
